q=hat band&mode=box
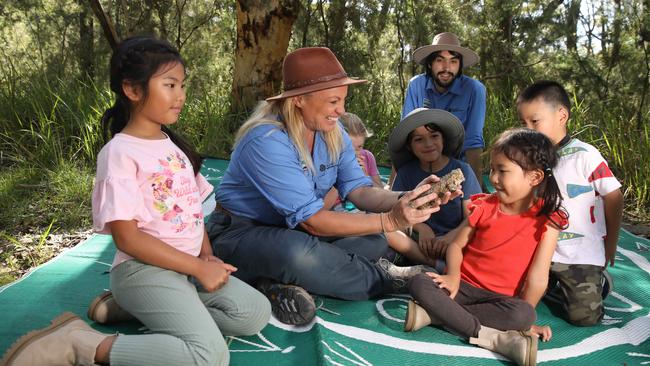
[285,71,348,90]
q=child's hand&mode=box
[199,254,237,273]
[529,324,552,342]
[604,239,617,267]
[427,272,460,299]
[196,260,237,292]
[356,153,367,174]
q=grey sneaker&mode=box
[601,270,613,300]
[377,258,429,292]
[257,280,316,326]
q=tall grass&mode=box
[0,75,648,226]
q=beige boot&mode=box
[404,300,432,332]
[1,312,108,366]
[88,291,134,324]
[469,326,537,366]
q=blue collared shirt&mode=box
[401,74,487,151]
[216,121,372,228]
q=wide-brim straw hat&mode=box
[412,32,479,68]
[267,47,367,101]
[389,108,465,170]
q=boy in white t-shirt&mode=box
[517,80,624,326]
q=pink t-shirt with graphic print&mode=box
[92,133,213,269]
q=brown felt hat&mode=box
[412,32,479,68]
[266,47,367,101]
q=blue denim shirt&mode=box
[216,121,372,228]
[401,74,487,151]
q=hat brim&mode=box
[266,77,367,101]
[388,108,465,170]
[412,45,479,68]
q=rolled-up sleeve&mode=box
[237,132,324,228]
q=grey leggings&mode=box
[109,259,271,366]
[408,273,536,338]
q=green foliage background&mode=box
[1,0,649,240]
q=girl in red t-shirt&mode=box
[405,128,568,366]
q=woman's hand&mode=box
[427,272,460,299]
[384,183,459,232]
[195,257,237,292]
[529,324,552,342]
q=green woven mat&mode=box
[1,158,648,365]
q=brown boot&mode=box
[404,300,431,332]
[88,291,134,324]
[1,312,108,366]
[469,326,538,366]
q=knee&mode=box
[566,304,603,326]
[509,303,537,330]
[237,291,272,335]
[408,273,439,298]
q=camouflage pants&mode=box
[544,263,605,326]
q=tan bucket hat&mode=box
[412,32,479,68]
[389,108,465,169]
[267,47,367,101]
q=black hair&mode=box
[516,80,572,119]
[406,123,447,155]
[101,36,203,175]
[490,128,568,228]
[424,50,463,80]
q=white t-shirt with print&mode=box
[552,138,621,266]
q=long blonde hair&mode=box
[235,99,344,173]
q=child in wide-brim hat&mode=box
[387,108,482,266]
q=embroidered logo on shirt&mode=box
[150,151,203,233]
[588,162,614,182]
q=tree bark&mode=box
[230,0,301,129]
[565,0,580,52]
[89,0,119,51]
[78,0,94,79]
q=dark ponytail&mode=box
[102,36,203,175]
[491,128,568,229]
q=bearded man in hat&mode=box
[402,32,486,183]
[206,47,462,326]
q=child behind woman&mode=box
[325,112,383,211]
[404,128,568,366]
[1,36,270,366]
[387,108,482,266]
[340,112,383,188]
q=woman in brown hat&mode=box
[207,47,461,326]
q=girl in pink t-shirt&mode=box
[2,37,269,366]
[405,128,568,366]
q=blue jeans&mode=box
[207,211,393,300]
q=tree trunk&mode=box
[565,0,580,52]
[230,0,300,131]
[89,0,119,51]
[78,0,94,80]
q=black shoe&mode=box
[601,270,613,300]
[257,280,316,325]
